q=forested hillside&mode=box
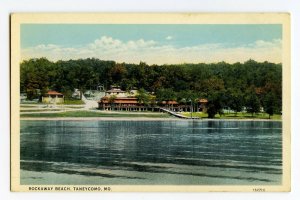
[20,58,282,117]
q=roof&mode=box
[199,98,208,103]
[161,100,178,105]
[106,88,126,93]
[99,96,138,104]
[101,96,137,100]
[114,99,138,104]
[45,91,63,96]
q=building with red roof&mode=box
[98,86,208,112]
[42,90,64,104]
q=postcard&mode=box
[10,13,290,192]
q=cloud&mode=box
[165,36,173,40]
[88,36,156,51]
[89,36,122,50]
[21,36,282,64]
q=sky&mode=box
[21,24,282,64]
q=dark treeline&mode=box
[20,57,282,118]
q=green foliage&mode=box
[109,63,127,84]
[20,58,54,99]
[203,77,226,118]
[206,91,226,118]
[136,88,151,106]
[108,95,117,104]
[20,58,282,117]
[177,90,199,103]
[156,88,176,102]
[263,91,278,118]
[226,88,244,114]
[245,87,261,116]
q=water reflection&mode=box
[20,120,282,185]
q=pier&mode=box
[159,108,199,119]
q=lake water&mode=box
[20,120,282,185]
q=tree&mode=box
[206,91,225,118]
[202,77,226,118]
[201,77,225,96]
[245,87,260,116]
[263,81,282,116]
[263,91,278,119]
[19,58,282,112]
[108,95,117,110]
[156,88,176,102]
[136,88,151,106]
[20,58,55,100]
[227,88,244,115]
[177,90,199,112]
[109,63,127,84]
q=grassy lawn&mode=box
[64,106,85,109]
[20,109,281,120]
[20,102,44,105]
[181,112,208,118]
[20,109,62,112]
[60,99,85,105]
[20,105,39,108]
[21,99,85,105]
[180,112,281,120]
[20,110,171,118]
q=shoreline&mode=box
[20,117,282,122]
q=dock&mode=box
[159,108,199,119]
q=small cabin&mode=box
[42,91,64,104]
